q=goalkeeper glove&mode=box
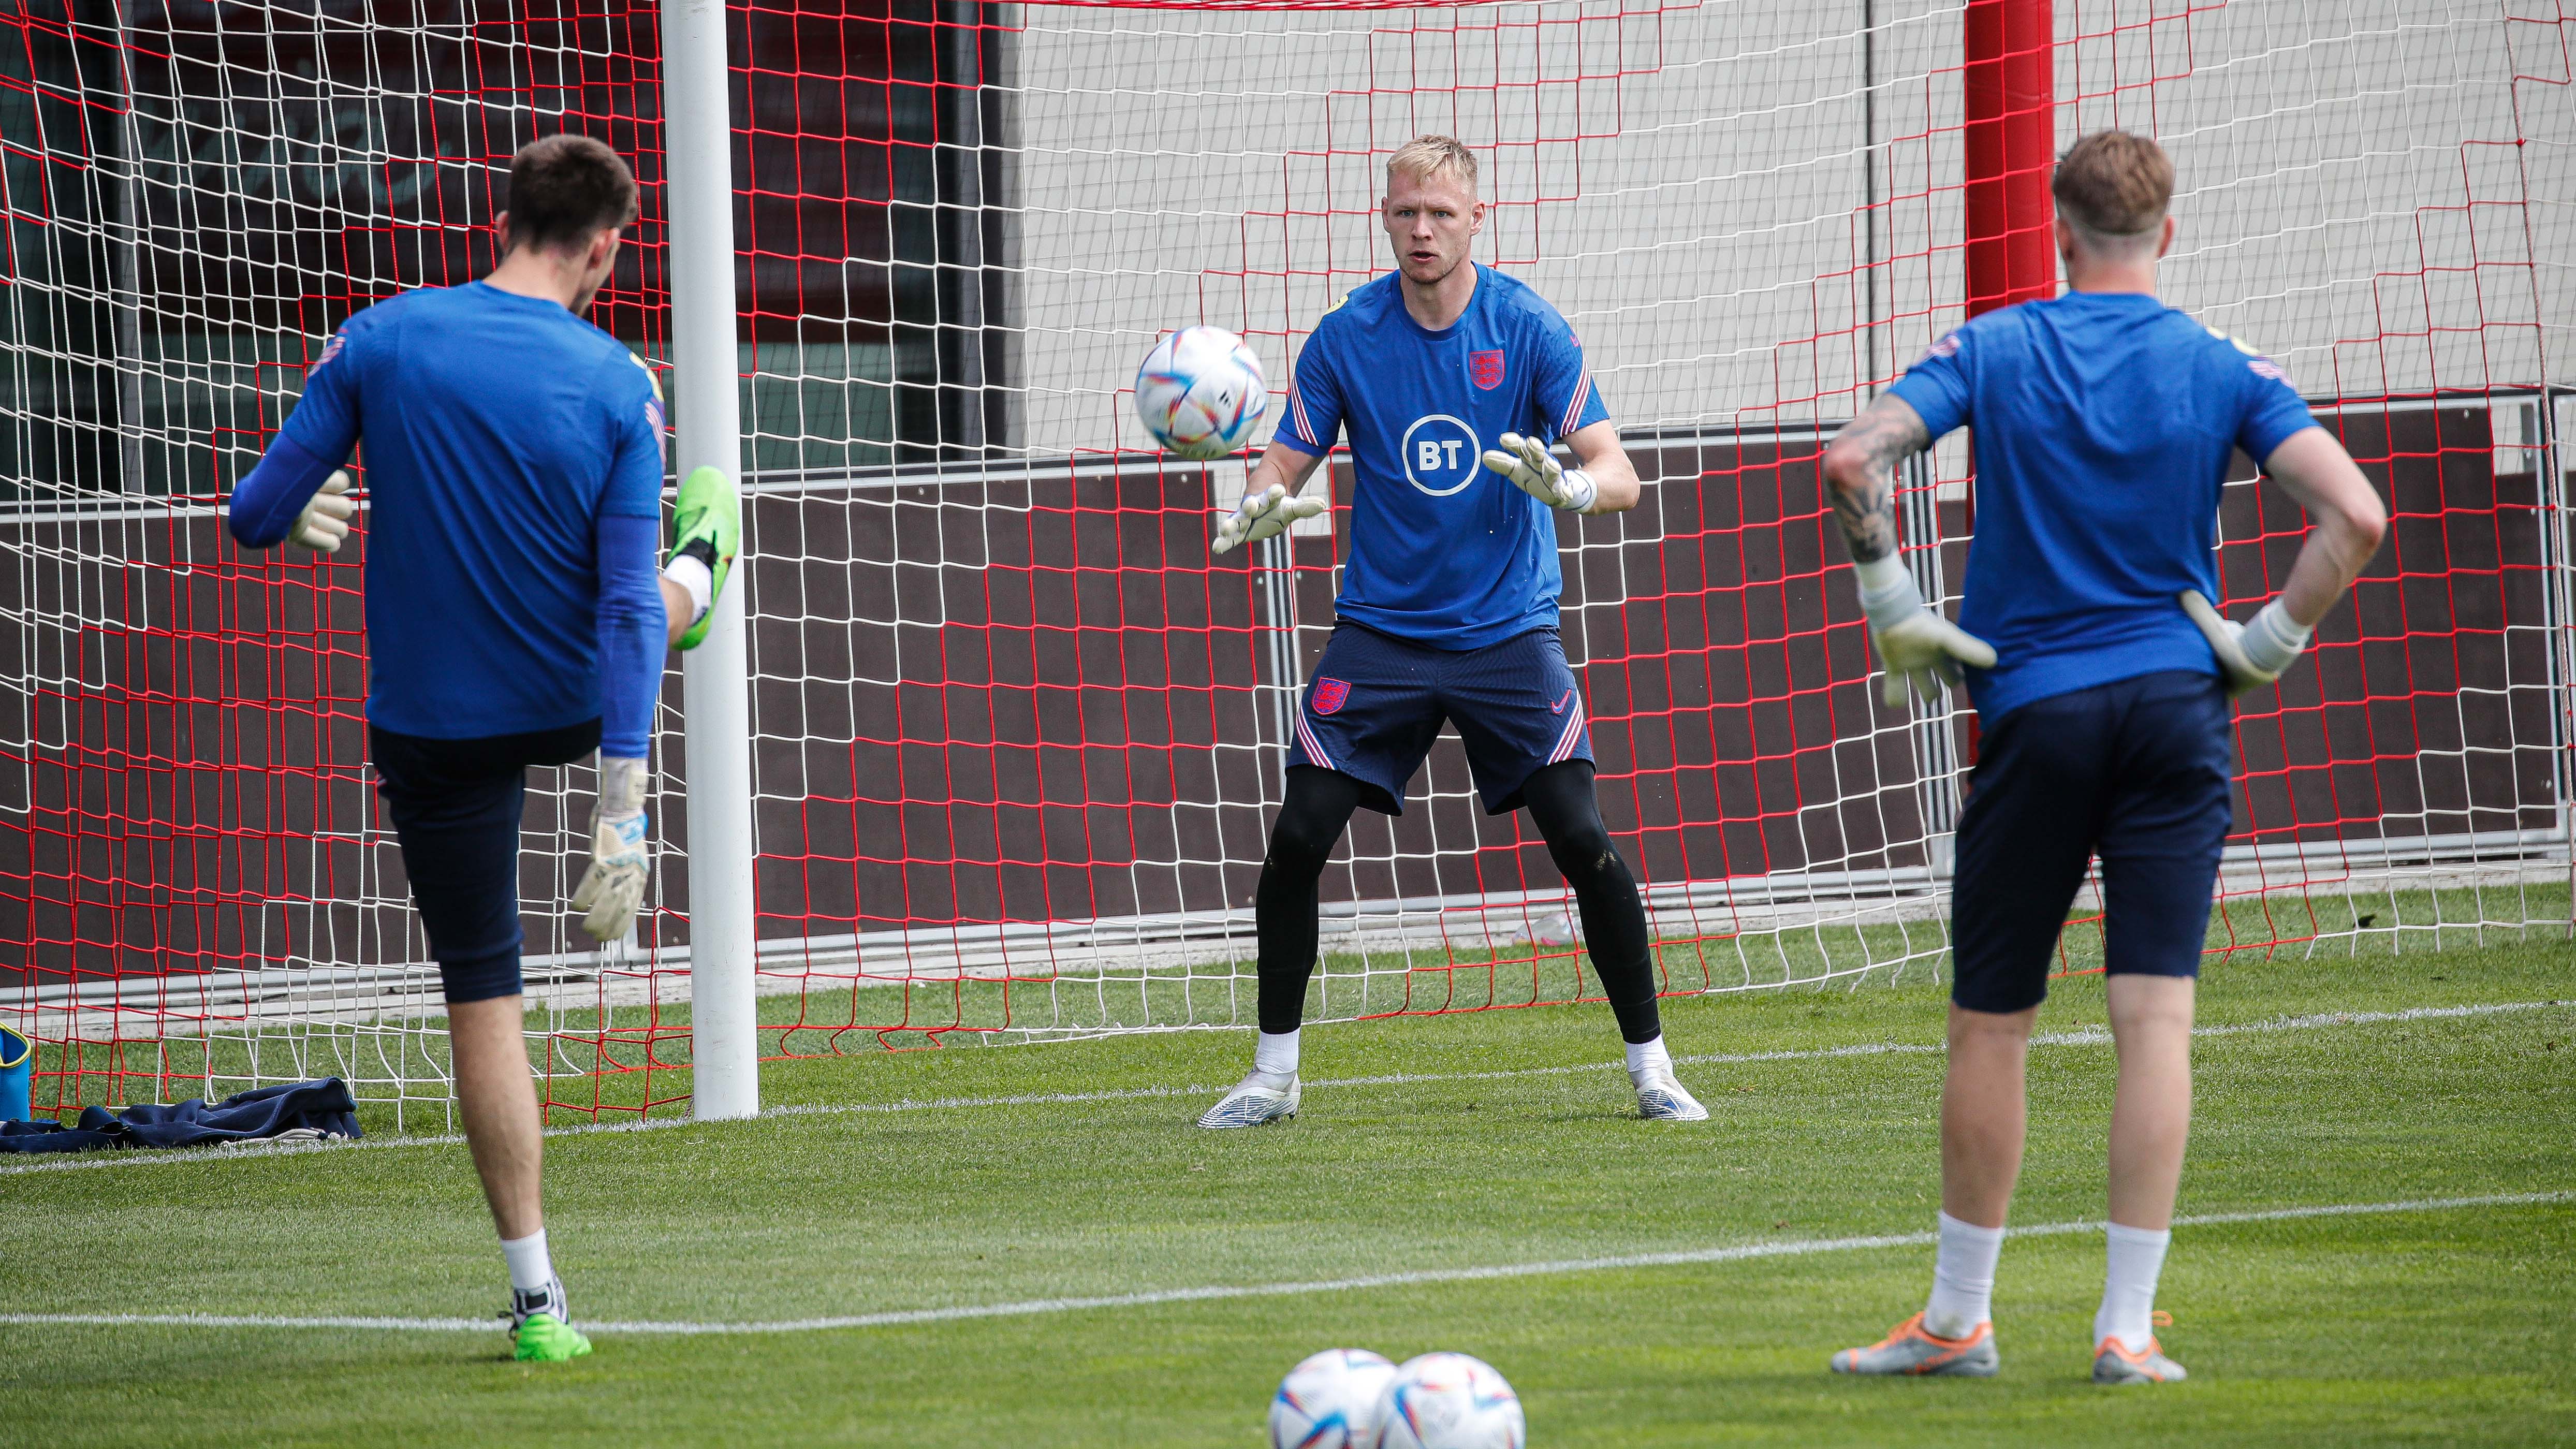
[1853,555,1996,708]
[1212,481,1328,555]
[1480,432,1599,512]
[2180,589,2310,697]
[569,755,650,944]
[289,471,356,553]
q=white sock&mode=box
[500,1228,554,1296]
[1624,1034,1672,1085]
[1253,1028,1300,1081]
[2095,1221,2173,1353]
[663,553,714,626]
[1923,1212,2006,1339]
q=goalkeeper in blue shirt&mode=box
[1823,132,2385,1384]
[225,135,740,1362]
[1197,136,1706,1130]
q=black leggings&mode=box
[1254,760,1663,1043]
[372,719,600,1003]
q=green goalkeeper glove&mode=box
[2180,589,2310,697]
[1853,555,1996,708]
[570,755,649,944]
[289,471,356,553]
[1212,481,1327,555]
[1480,432,1599,512]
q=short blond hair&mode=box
[2053,130,2173,244]
[1387,135,1480,195]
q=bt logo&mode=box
[1401,414,1481,497]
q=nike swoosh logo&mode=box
[1551,690,1574,715]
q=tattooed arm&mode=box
[1819,393,1930,565]
[1819,393,1995,705]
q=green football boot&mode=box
[512,1312,593,1363]
[667,463,740,651]
[506,1280,594,1363]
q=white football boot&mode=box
[2093,1332,2188,1384]
[1632,1066,1710,1121]
[1832,1313,2000,1377]
[1196,1071,1301,1129]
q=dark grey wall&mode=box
[4,404,2552,985]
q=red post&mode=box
[1963,0,2057,316]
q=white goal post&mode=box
[662,0,760,1122]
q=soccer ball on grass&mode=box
[1135,325,1268,459]
[1367,1352,1526,1449]
[1270,1347,1399,1449]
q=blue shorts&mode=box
[1287,622,1592,816]
[1950,669,2233,1014]
[372,719,599,1004]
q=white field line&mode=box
[0,1191,2563,1338]
[4,998,2565,1180]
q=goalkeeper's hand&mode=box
[570,755,650,944]
[2180,589,2310,697]
[1479,432,1599,513]
[288,471,356,553]
[1853,557,1996,709]
[1212,481,1327,555]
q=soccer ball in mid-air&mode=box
[1135,325,1268,459]
[1367,1352,1526,1449]
[1270,1347,1400,1449]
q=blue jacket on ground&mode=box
[0,1077,361,1153]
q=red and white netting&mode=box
[1,1,2569,1124]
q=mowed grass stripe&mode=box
[4,996,2562,1180]
[3,1190,2559,1337]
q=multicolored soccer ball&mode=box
[1270,1347,1400,1449]
[1135,325,1268,459]
[1366,1352,1526,1449]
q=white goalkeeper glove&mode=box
[1212,481,1328,555]
[2180,589,2310,697]
[1854,555,1996,708]
[1479,431,1599,513]
[569,755,650,944]
[289,471,356,553]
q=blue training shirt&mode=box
[1887,291,2320,721]
[270,282,667,747]
[1275,264,1611,649]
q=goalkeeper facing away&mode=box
[1199,135,1707,1129]
[1823,132,2385,1383]
[224,135,741,1362]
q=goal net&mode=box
[2,0,2568,1124]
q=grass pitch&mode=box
[2,940,2570,1446]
